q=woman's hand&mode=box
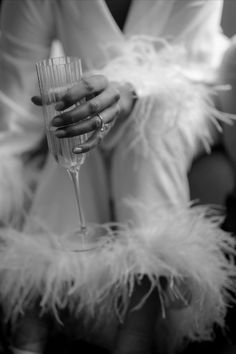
[32,74,136,153]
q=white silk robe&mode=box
[0,1,235,353]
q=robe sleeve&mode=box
[0,0,54,222]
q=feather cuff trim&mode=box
[97,37,236,152]
[0,202,235,350]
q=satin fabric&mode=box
[0,0,228,233]
[0,2,234,352]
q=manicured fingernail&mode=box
[52,117,63,126]
[55,130,66,138]
[31,96,42,105]
[55,102,65,111]
[73,147,83,153]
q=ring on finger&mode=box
[97,112,106,132]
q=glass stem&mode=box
[68,168,87,234]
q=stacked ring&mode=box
[97,113,106,132]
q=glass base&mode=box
[59,223,110,252]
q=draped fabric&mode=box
[0,0,229,226]
[0,1,235,353]
[0,0,228,157]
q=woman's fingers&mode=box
[32,75,122,151]
[52,84,120,127]
[73,130,104,154]
[54,74,109,111]
[32,74,109,108]
[54,104,120,139]
[31,96,42,106]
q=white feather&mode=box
[98,37,236,153]
[0,202,235,352]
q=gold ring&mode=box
[97,113,106,132]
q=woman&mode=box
[0,1,235,353]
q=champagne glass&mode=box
[36,57,106,251]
